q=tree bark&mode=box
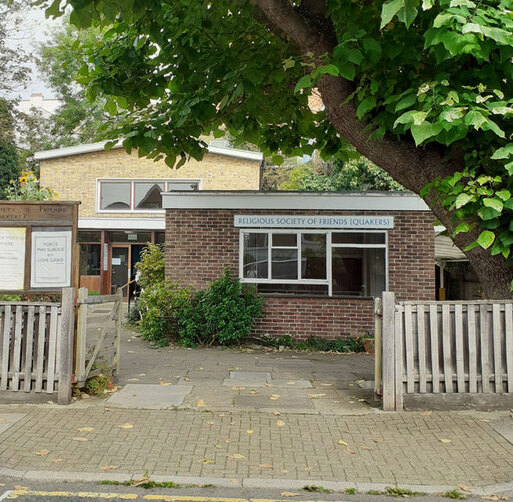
[251,0,513,298]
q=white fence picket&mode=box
[467,304,477,393]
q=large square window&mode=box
[100,182,131,210]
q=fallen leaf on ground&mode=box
[0,418,5,422]
[269,394,280,401]
[287,381,296,385]
[458,485,471,492]
[14,485,27,491]
[119,423,134,429]
[258,464,273,469]
[276,420,285,427]
[343,448,356,454]
[338,440,348,446]
[280,492,299,497]
[359,446,371,450]
[0,483,4,486]
[320,383,333,387]
[199,367,204,370]
[159,382,172,386]
[138,373,146,376]
[100,465,118,470]
[422,411,433,416]
[183,377,190,381]
[198,458,214,464]
[207,421,215,425]
[128,378,140,382]
[227,453,245,459]
[481,496,508,501]
[104,407,112,412]
[231,386,246,391]
[358,399,367,402]
[72,437,88,442]
[307,393,326,398]
[77,427,94,432]
[273,411,281,416]
[264,383,273,387]
[373,439,382,443]
[439,438,452,443]
[51,459,64,463]
[35,449,50,456]
[248,390,258,395]
[132,476,150,487]
[215,444,222,449]
[197,399,207,407]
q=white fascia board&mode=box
[162,191,431,212]
[79,217,165,230]
[35,141,263,162]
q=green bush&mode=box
[176,268,263,347]
[135,243,164,288]
[138,280,191,347]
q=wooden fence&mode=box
[75,288,122,387]
[381,292,513,411]
[0,288,75,404]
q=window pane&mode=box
[272,248,298,279]
[243,233,268,278]
[156,231,166,244]
[135,183,164,209]
[332,232,385,244]
[79,244,101,276]
[301,233,326,279]
[78,231,101,243]
[168,181,199,191]
[332,247,386,297]
[272,233,297,247]
[100,182,131,210]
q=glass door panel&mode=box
[111,246,129,296]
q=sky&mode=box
[5,4,63,99]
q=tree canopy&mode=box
[41,0,513,297]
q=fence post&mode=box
[382,291,396,411]
[75,287,88,386]
[58,287,76,405]
[374,297,383,395]
[113,288,123,376]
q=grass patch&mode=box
[302,485,333,493]
[344,487,357,495]
[384,487,420,497]
[442,490,466,500]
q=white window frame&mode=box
[97,178,202,213]
[239,228,388,298]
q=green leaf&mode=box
[455,193,473,209]
[397,0,418,28]
[464,110,487,129]
[477,230,495,249]
[104,100,117,115]
[491,144,513,160]
[318,64,340,77]
[356,96,377,119]
[496,190,511,202]
[395,94,417,112]
[483,118,506,138]
[380,0,405,29]
[452,222,470,237]
[506,162,513,176]
[338,62,355,81]
[504,199,513,210]
[483,197,503,213]
[410,122,442,145]
[272,154,284,166]
[294,75,312,93]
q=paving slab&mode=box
[107,384,193,409]
[229,371,272,382]
[255,359,313,368]
[266,380,313,388]
[234,392,315,410]
[0,413,25,434]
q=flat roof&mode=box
[162,190,430,211]
[34,141,263,162]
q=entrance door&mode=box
[111,246,130,296]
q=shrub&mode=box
[138,280,191,347]
[176,268,263,347]
[126,297,142,326]
[135,243,164,288]
[83,374,113,396]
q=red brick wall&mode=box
[165,208,435,339]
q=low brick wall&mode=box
[253,296,375,340]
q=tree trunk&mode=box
[251,0,513,298]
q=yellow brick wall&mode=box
[39,147,261,219]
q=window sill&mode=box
[257,292,376,300]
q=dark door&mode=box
[111,246,130,295]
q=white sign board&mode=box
[234,214,394,229]
[30,229,72,288]
[0,227,26,290]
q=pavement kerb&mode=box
[1,468,512,496]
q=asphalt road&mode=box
[0,480,509,502]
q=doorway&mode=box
[111,245,130,296]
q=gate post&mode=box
[75,287,88,386]
[382,292,396,411]
[374,297,383,395]
[58,287,76,405]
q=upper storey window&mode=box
[98,179,199,211]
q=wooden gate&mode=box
[0,288,75,404]
[380,292,513,411]
[75,288,122,387]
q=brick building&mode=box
[35,141,263,296]
[163,191,435,340]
